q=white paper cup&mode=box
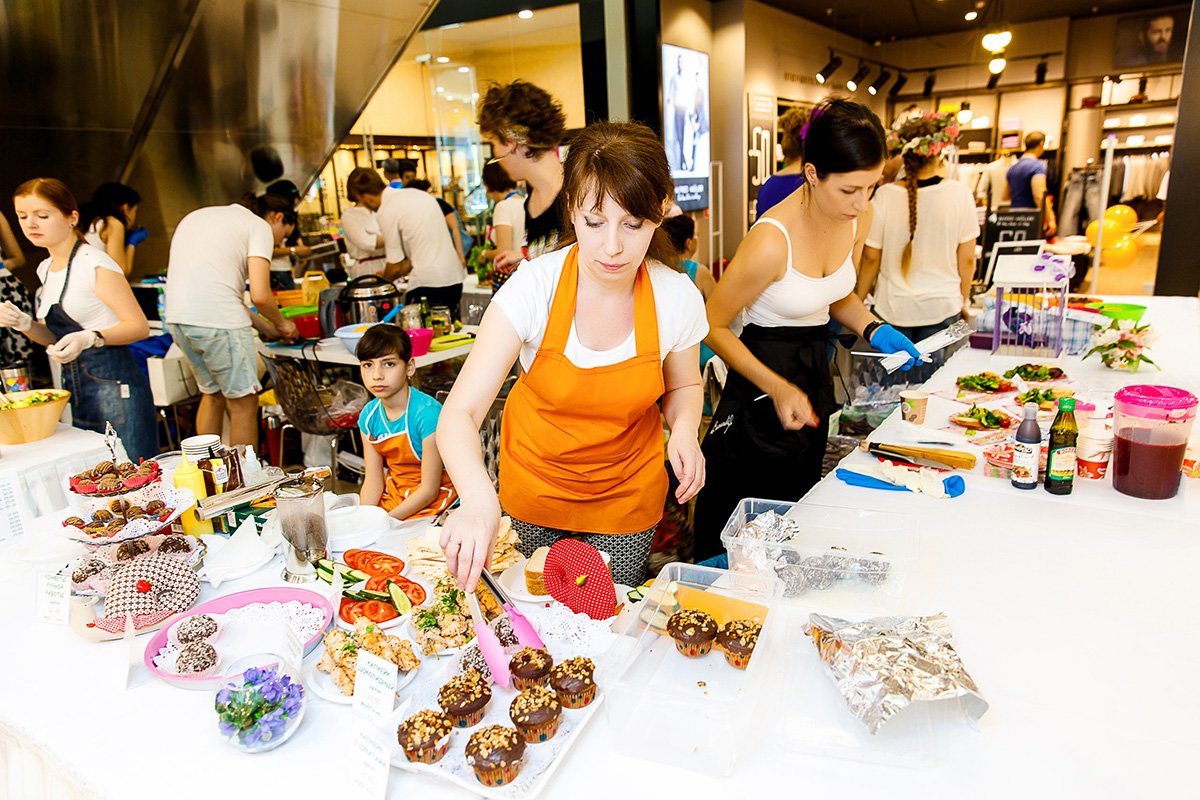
[900,391,929,425]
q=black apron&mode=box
[41,241,157,461]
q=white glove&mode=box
[45,330,98,364]
[0,300,32,332]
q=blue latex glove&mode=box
[869,323,922,371]
[125,226,149,247]
[836,468,967,498]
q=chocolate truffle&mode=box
[116,539,150,561]
[93,509,113,522]
[158,534,192,554]
[71,558,109,584]
[93,460,116,475]
[458,642,492,681]
[145,500,166,513]
[175,642,218,674]
[109,499,129,514]
[175,614,218,644]
[63,516,86,528]
[117,462,137,476]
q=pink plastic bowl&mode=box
[406,327,433,357]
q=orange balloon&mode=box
[1104,204,1137,231]
[1101,234,1142,270]
[1085,218,1124,247]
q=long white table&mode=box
[3,296,1199,800]
[0,425,129,522]
[256,329,476,370]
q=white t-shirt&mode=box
[867,179,980,327]
[1158,170,1170,201]
[35,243,123,330]
[377,188,464,289]
[165,204,275,329]
[492,247,709,372]
[340,205,386,262]
[492,192,526,249]
[83,219,107,250]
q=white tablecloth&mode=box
[257,328,476,369]
[2,297,1199,800]
[0,425,129,522]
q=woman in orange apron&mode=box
[435,121,709,590]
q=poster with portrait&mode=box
[662,43,710,210]
[1113,8,1188,69]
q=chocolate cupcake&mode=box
[548,656,597,709]
[715,619,762,670]
[438,672,492,728]
[509,685,561,744]
[666,609,718,658]
[464,725,525,787]
[158,534,192,555]
[63,516,86,528]
[175,642,218,675]
[93,509,114,522]
[116,539,150,561]
[397,710,453,764]
[175,614,218,644]
[508,647,553,691]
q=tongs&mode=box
[464,588,511,688]
[480,566,545,652]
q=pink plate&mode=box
[143,587,333,689]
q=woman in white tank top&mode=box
[695,99,922,559]
[78,182,144,276]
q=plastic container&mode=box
[1076,417,1114,480]
[279,304,318,319]
[333,322,373,355]
[598,562,782,777]
[1112,385,1198,500]
[0,389,70,444]
[406,327,433,357]
[720,499,918,614]
[1086,302,1146,323]
[274,289,305,307]
[290,314,321,339]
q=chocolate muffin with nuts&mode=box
[464,725,525,787]
[715,619,762,670]
[437,671,492,728]
[508,647,553,691]
[397,710,453,764]
[666,608,719,658]
[548,656,597,708]
[509,685,561,744]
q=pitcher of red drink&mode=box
[1111,385,1198,500]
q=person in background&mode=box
[407,178,468,268]
[339,175,387,280]
[478,161,525,267]
[164,193,299,450]
[0,212,33,371]
[477,80,567,288]
[265,180,312,290]
[1004,132,1056,237]
[660,214,716,371]
[383,158,404,189]
[397,160,418,186]
[1156,169,1169,226]
[436,121,708,591]
[694,99,921,561]
[348,169,465,315]
[357,324,457,520]
[78,182,145,277]
[755,107,810,216]
[1,179,155,460]
[856,112,980,348]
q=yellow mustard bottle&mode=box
[173,458,214,536]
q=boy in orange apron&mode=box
[357,324,456,519]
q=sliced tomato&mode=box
[365,553,406,577]
[343,550,370,571]
[365,575,391,593]
[390,575,427,606]
[361,600,400,623]
[339,598,367,625]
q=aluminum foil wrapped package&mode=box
[804,613,988,734]
[736,510,802,574]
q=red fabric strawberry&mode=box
[543,540,617,620]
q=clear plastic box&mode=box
[596,562,782,777]
[719,498,918,614]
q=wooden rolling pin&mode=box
[859,441,977,470]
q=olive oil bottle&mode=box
[1044,397,1078,495]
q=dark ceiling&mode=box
[759,0,1192,43]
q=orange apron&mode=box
[367,397,457,519]
[499,245,667,534]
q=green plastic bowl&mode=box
[1086,303,1146,323]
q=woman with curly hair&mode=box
[755,106,809,215]
[855,112,979,344]
[476,80,567,286]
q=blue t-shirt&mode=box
[755,172,806,217]
[357,388,442,459]
[1005,157,1046,209]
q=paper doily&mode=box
[152,600,327,669]
[64,486,195,545]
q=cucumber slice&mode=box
[387,580,413,616]
[335,563,371,583]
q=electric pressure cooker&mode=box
[335,276,402,325]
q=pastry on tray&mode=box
[666,608,718,658]
[464,725,525,787]
[438,671,492,728]
[715,619,762,670]
[397,710,453,764]
[509,647,553,691]
[509,685,561,744]
[548,656,597,709]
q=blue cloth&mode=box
[388,180,404,189]
[127,333,174,378]
[696,554,728,570]
[755,173,806,216]
[679,259,716,368]
[1006,157,1047,209]
[358,388,442,459]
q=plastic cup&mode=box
[900,391,929,425]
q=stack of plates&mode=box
[181,433,221,463]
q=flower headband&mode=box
[886,112,961,158]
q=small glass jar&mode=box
[213,653,306,753]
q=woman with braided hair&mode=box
[856,112,979,347]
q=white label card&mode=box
[35,571,70,625]
[0,469,27,543]
[352,648,398,724]
[348,724,391,800]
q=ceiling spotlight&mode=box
[458,66,470,73]
[436,56,450,63]
[987,72,1001,90]
[888,73,908,97]
[868,69,891,95]
[957,101,973,124]
[988,55,1007,74]
[982,28,1012,52]
[517,9,533,19]
[816,53,843,84]
[923,73,936,97]
[1035,60,1048,85]
[846,64,871,92]
[965,11,978,20]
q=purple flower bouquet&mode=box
[213,655,306,753]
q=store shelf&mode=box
[1113,143,1173,151]
[1096,99,1179,111]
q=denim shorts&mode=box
[167,323,261,399]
